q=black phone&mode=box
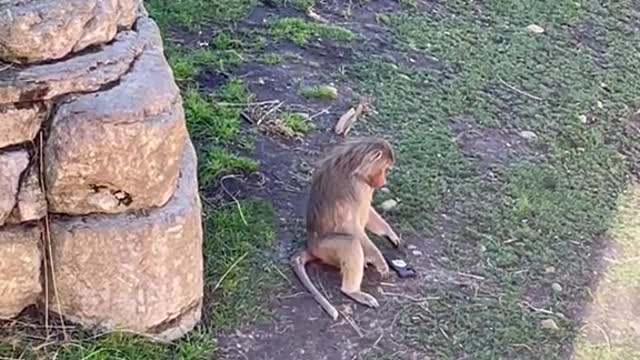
[383,252,417,278]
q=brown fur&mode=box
[290,137,401,320]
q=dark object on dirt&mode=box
[383,253,417,279]
[258,0,278,8]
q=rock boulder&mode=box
[49,140,203,340]
[7,163,47,224]
[0,102,48,148]
[0,16,161,105]
[0,224,42,319]
[44,24,185,215]
[0,150,30,226]
[0,0,141,64]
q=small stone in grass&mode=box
[379,199,398,211]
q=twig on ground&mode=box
[521,301,555,315]
[309,106,331,120]
[341,312,364,338]
[256,100,284,125]
[217,100,279,107]
[335,98,371,136]
[351,332,384,360]
[212,252,249,294]
[240,111,254,124]
[270,264,291,284]
[219,175,248,226]
[497,75,542,101]
[307,8,329,23]
[457,272,485,280]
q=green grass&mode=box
[56,333,170,360]
[271,17,355,45]
[200,148,258,187]
[258,53,284,65]
[202,200,278,329]
[299,84,338,100]
[278,112,314,135]
[145,0,255,31]
[182,79,259,186]
[278,0,315,11]
[164,32,266,86]
[184,79,252,144]
[348,1,640,358]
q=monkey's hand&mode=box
[384,230,401,248]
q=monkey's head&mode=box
[321,137,395,189]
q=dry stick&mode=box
[219,174,248,226]
[240,111,254,124]
[335,99,369,136]
[212,252,249,294]
[39,132,68,340]
[497,75,542,101]
[38,135,49,339]
[0,63,12,72]
[270,265,291,284]
[352,332,384,360]
[217,100,279,107]
[256,101,284,126]
[309,106,331,120]
[342,312,364,338]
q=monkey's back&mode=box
[305,165,371,242]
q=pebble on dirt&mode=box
[526,24,545,34]
[541,319,559,331]
[519,130,538,140]
[379,199,398,211]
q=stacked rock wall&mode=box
[0,0,203,341]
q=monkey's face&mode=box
[367,162,391,188]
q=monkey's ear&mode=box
[369,150,383,162]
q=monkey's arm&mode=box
[366,207,401,247]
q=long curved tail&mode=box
[290,250,339,320]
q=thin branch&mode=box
[212,252,249,294]
[219,175,248,226]
[39,132,68,340]
[497,75,542,101]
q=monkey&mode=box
[290,137,401,320]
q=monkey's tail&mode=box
[290,251,340,320]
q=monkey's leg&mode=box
[366,207,401,247]
[362,236,390,278]
[312,236,380,308]
[339,239,380,308]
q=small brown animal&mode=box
[291,137,401,320]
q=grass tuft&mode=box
[299,84,338,100]
[145,0,254,31]
[271,17,355,45]
[280,112,314,135]
[350,1,640,358]
[200,148,258,187]
[258,53,284,65]
[202,200,278,330]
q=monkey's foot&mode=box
[378,267,390,279]
[384,233,401,248]
[343,290,380,308]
